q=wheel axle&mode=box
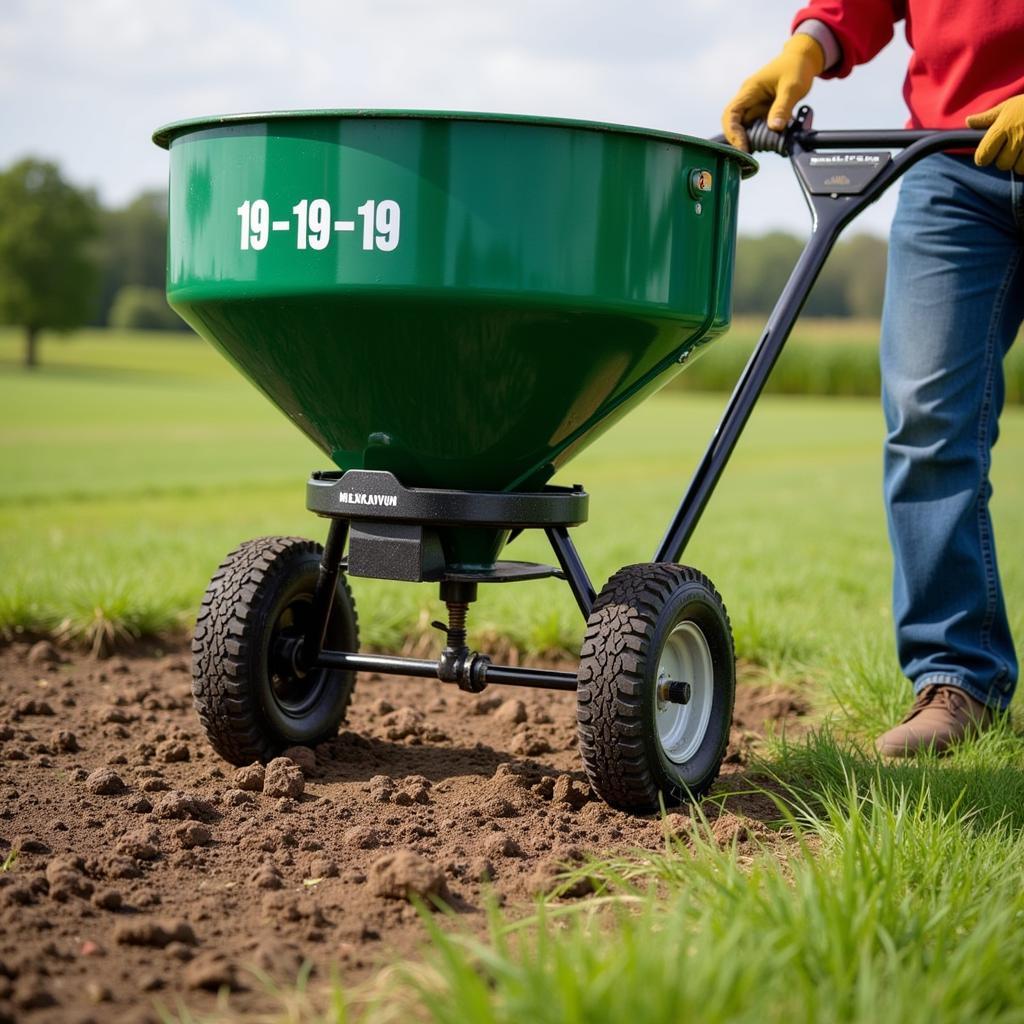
[657,679,692,705]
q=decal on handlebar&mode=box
[794,151,892,196]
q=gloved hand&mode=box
[721,34,826,152]
[967,96,1024,174]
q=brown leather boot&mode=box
[875,684,996,757]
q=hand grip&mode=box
[708,119,788,154]
[744,119,788,155]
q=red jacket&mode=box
[793,1,1024,129]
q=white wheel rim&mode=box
[655,620,714,765]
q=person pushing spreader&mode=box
[155,104,983,812]
[723,2,1024,759]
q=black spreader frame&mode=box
[293,108,984,696]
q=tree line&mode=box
[0,159,183,367]
[0,157,888,368]
[733,230,887,319]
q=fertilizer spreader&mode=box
[154,107,982,811]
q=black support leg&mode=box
[300,519,349,668]
[545,526,596,619]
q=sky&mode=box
[0,0,913,236]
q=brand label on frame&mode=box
[338,492,398,508]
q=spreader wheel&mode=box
[576,563,735,812]
[191,536,359,765]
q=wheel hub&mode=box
[655,620,714,764]
[269,597,323,711]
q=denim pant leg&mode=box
[881,155,1024,710]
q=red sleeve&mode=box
[792,0,905,78]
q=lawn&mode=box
[4,326,1024,1023]
[2,325,1023,687]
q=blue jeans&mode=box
[881,154,1024,711]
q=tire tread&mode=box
[191,536,358,765]
[576,562,733,812]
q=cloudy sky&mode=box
[1,0,913,235]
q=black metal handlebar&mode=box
[713,114,985,157]
[657,107,985,564]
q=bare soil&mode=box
[0,640,809,1024]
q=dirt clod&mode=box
[251,861,284,890]
[710,812,767,849]
[380,707,424,741]
[263,758,305,799]
[529,846,595,898]
[509,732,552,757]
[91,888,123,911]
[84,767,126,796]
[484,834,525,859]
[174,822,212,849]
[166,940,195,963]
[552,774,591,810]
[157,740,190,763]
[51,729,79,753]
[44,856,93,901]
[233,763,265,791]
[369,849,447,902]
[393,775,431,806]
[113,918,197,949]
[185,950,245,992]
[13,835,50,855]
[343,826,380,850]
[281,745,316,775]
[13,977,57,1010]
[152,790,215,821]
[493,698,528,726]
[307,857,339,879]
[115,827,161,862]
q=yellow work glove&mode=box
[967,96,1024,174]
[721,34,826,152]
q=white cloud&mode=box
[0,0,912,233]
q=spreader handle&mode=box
[710,112,986,157]
[659,109,986,564]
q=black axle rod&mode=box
[313,648,580,692]
[309,648,693,703]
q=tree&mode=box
[108,285,182,331]
[95,190,173,327]
[733,232,803,315]
[829,233,888,318]
[0,159,99,367]
[733,230,889,318]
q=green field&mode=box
[2,325,1023,688]
[671,316,1024,400]
[5,326,1024,1023]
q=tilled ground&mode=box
[0,640,808,1024]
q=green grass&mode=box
[6,328,1024,1022]
[2,326,1023,680]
